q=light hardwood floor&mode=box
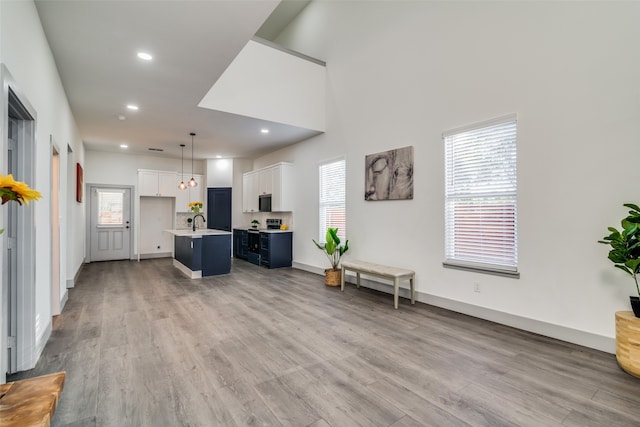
[9,258,640,426]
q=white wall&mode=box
[85,150,205,257]
[199,40,326,132]
[206,158,233,187]
[258,1,640,352]
[0,0,85,376]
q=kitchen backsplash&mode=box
[175,212,203,229]
[248,212,293,230]
[175,211,293,230]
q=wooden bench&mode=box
[0,371,66,427]
[341,260,415,309]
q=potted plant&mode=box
[599,203,640,317]
[251,219,260,229]
[313,227,349,286]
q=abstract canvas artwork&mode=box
[365,146,413,201]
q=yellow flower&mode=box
[0,173,42,206]
[188,201,203,214]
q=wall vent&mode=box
[148,148,164,152]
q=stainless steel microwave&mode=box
[259,194,272,212]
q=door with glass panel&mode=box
[90,186,131,261]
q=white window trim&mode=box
[318,156,346,244]
[443,114,519,278]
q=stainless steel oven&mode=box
[247,229,261,265]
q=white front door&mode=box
[89,186,132,261]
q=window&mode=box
[444,115,518,276]
[97,190,124,226]
[319,158,346,243]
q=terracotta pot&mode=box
[324,268,341,287]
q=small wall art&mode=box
[365,145,413,201]
[76,162,83,203]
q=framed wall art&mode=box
[76,162,83,203]
[365,146,413,201]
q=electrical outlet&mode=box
[473,282,480,293]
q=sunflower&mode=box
[0,173,42,206]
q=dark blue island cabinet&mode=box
[172,231,231,278]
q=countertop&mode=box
[165,229,232,238]
[234,227,293,234]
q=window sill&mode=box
[443,261,520,279]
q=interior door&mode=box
[90,186,131,261]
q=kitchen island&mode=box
[165,229,232,278]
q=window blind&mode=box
[319,159,346,244]
[444,117,517,272]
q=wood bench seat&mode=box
[0,371,66,427]
[340,260,415,309]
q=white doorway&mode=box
[2,83,37,377]
[88,186,133,262]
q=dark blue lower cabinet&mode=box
[202,234,231,276]
[260,232,292,269]
[232,229,248,260]
[175,236,202,271]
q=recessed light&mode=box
[126,104,139,111]
[137,52,153,61]
[120,144,128,149]
[216,155,222,159]
[117,115,126,121]
[261,128,269,134]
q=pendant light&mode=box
[188,132,198,188]
[178,144,187,190]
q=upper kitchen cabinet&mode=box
[271,163,293,212]
[139,170,177,197]
[176,174,204,213]
[243,163,293,212]
[242,171,259,213]
[258,167,273,196]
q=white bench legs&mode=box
[341,260,415,309]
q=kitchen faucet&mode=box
[192,213,206,231]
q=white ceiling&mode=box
[34,0,317,160]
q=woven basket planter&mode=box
[324,268,341,287]
[615,311,640,378]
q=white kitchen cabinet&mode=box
[242,163,293,212]
[242,171,259,213]
[176,174,204,213]
[258,167,274,196]
[271,163,293,212]
[139,170,177,197]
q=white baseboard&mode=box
[59,289,68,312]
[34,320,52,367]
[173,259,202,279]
[293,262,615,354]
[139,252,172,260]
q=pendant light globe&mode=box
[188,132,198,188]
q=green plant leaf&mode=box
[312,239,324,250]
[615,264,633,276]
[626,259,640,273]
[624,203,640,213]
[623,223,638,238]
[327,228,341,246]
